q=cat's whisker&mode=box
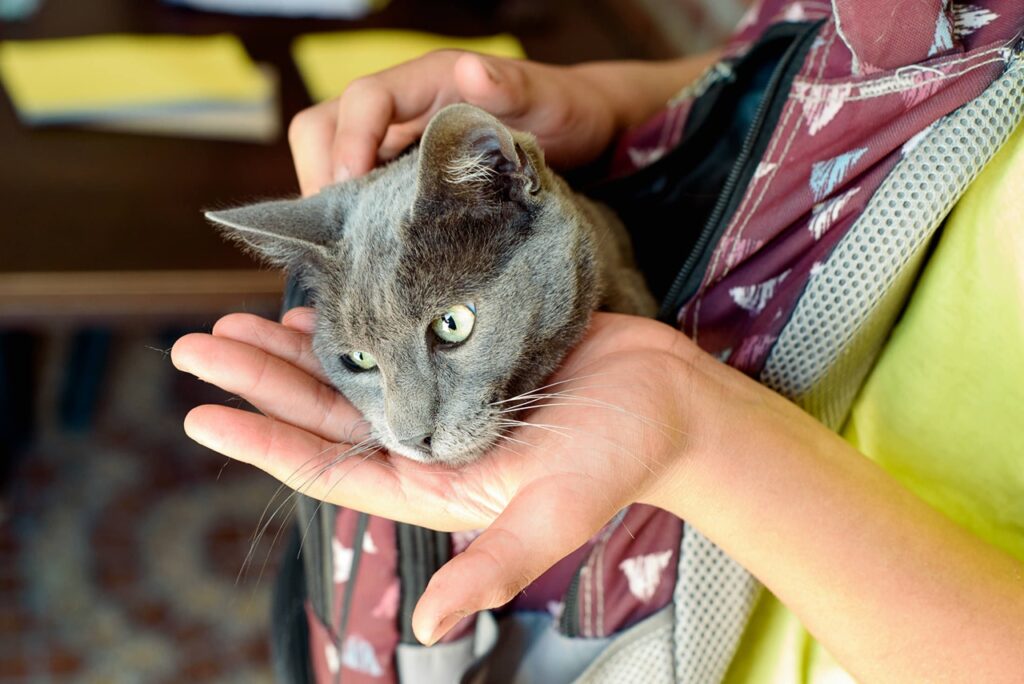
[495,419,576,443]
[295,446,385,562]
[490,439,527,459]
[249,438,351,547]
[499,395,685,442]
[251,440,384,587]
[489,373,614,405]
[495,432,539,451]
[238,438,379,585]
[240,444,351,584]
[495,415,669,476]
[494,385,627,414]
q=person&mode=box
[171,48,1024,681]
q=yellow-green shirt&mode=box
[725,120,1024,683]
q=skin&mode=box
[175,51,1024,680]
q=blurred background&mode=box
[0,0,743,681]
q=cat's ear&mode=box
[415,103,541,207]
[205,190,344,272]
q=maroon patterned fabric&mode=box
[307,2,1024,681]
[613,0,1022,375]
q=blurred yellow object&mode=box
[0,33,270,121]
[292,30,526,103]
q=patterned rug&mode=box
[1,327,287,683]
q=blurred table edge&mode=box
[0,269,284,324]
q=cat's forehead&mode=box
[323,232,481,343]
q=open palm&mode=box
[172,308,702,643]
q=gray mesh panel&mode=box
[673,527,762,683]
[576,606,675,683]
[762,54,1024,427]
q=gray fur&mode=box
[208,104,656,465]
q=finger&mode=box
[184,404,396,505]
[332,52,462,179]
[185,404,472,530]
[289,100,339,196]
[453,53,532,120]
[172,332,360,443]
[453,54,584,167]
[411,475,617,644]
[378,119,430,161]
[210,311,327,383]
[332,80,395,180]
[281,306,317,334]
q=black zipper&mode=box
[559,562,584,635]
[658,21,822,320]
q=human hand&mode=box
[171,308,731,643]
[288,49,723,195]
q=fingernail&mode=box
[426,611,466,646]
[334,165,351,183]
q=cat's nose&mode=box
[398,432,433,453]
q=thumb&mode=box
[453,53,533,120]
[411,477,619,645]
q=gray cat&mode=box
[207,104,656,466]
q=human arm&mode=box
[172,310,1024,682]
[288,49,722,195]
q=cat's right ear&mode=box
[205,190,344,273]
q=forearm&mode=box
[571,50,723,134]
[647,357,1024,682]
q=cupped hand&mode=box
[171,308,725,644]
[289,51,622,196]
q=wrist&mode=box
[638,348,821,521]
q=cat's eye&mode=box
[431,304,476,345]
[340,350,377,372]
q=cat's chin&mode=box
[381,436,492,468]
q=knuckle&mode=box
[344,75,377,98]
[287,107,315,146]
[492,581,524,607]
[426,48,464,63]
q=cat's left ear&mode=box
[205,189,345,273]
[416,103,541,207]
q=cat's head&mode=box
[208,104,600,465]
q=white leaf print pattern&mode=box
[809,148,867,201]
[953,4,998,36]
[809,187,861,239]
[753,161,777,180]
[735,3,759,32]
[782,2,806,22]
[729,269,791,314]
[362,531,378,554]
[342,634,384,677]
[899,67,947,109]
[325,643,340,675]
[902,121,938,155]
[723,236,764,270]
[332,538,354,584]
[372,580,400,620]
[802,84,852,135]
[627,146,667,168]
[619,550,673,602]
[732,334,779,369]
[927,10,955,57]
